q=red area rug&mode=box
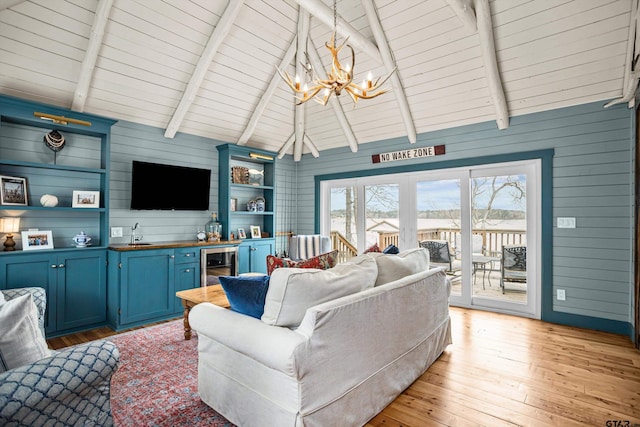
[109,319,234,426]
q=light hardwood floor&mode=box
[48,308,640,426]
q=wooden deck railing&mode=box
[378,228,526,256]
[331,228,527,259]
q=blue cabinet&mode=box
[238,239,274,274]
[0,249,107,336]
[108,246,205,330]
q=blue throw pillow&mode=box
[382,244,400,254]
[219,275,270,319]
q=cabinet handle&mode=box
[185,269,190,273]
[170,255,175,259]
[185,253,191,257]
[58,264,65,268]
[251,247,257,251]
[51,264,57,268]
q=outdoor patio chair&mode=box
[419,240,461,278]
[500,245,527,293]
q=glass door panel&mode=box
[471,173,528,304]
[416,179,462,297]
[329,186,359,262]
[365,184,400,251]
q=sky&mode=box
[330,175,526,212]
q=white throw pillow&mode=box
[374,247,430,286]
[262,255,378,327]
[0,293,51,373]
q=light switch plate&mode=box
[110,227,123,238]
[557,217,576,228]
[557,289,566,301]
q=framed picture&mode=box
[237,228,247,239]
[21,230,54,251]
[250,225,261,239]
[0,175,28,206]
[72,190,100,208]
[230,198,237,212]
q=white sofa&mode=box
[190,248,451,427]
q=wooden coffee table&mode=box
[176,285,229,340]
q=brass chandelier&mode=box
[278,0,395,106]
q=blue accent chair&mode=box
[0,287,120,426]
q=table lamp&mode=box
[0,217,21,251]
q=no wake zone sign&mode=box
[372,145,445,163]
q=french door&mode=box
[321,160,541,318]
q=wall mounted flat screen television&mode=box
[130,160,211,210]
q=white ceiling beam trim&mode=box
[164,0,245,138]
[0,0,23,11]
[293,0,383,64]
[72,0,114,112]
[303,133,320,157]
[306,35,358,153]
[278,133,295,159]
[444,0,477,33]
[474,0,509,130]
[294,7,310,161]
[604,0,639,109]
[361,0,417,144]
[237,40,297,145]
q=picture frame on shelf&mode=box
[0,175,28,206]
[237,228,246,239]
[21,230,54,251]
[230,198,237,212]
[250,225,261,239]
[72,190,100,208]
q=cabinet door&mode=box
[56,251,107,331]
[120,249,174,325]
[174,262,199,313]
[237,243,252,274]
[0,253,57,334]
[250,239,274,274]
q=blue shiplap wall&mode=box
[109,120,297,246]
[293,101,634,332]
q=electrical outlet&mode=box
[557,217,576,228]
[557,289,566,301]
[110,227,123,238]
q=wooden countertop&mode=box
[109,239,242,251]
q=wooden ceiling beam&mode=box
[604,0,639,108]
[474,0,509,130]
[292,0,382,64]
[164,0,245,138]
[361,0,416,143]
[303,133,320,157]
[0,0,24,11]
[293,8,311,161]
[72,0,114,112]
[237,40,297,145]
[306,35,358,153]
[444,0,477,33]
[278,133,295,159]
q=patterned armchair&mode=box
[500,245,527,293]
[419,240,461,277]
[0,287,119,427]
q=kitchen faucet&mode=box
[131,222,141,244]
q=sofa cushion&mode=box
[262,255,378,327]
[374,247,430,286]
[266,250,339,275]
[219,275,270,319]
[0,294,50,373]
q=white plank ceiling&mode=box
[0,0,635,160]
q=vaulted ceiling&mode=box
[0,0,636,161]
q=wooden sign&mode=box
[372,145,445,163]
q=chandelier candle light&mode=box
[278,0,395,106]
